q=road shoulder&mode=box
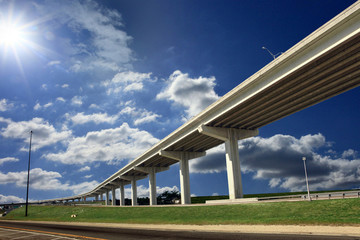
[1,220,360,237]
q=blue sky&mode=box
[0,0,359,203]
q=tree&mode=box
[157,190,180,204]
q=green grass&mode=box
[191,189,359,203]
[3,198,360,226]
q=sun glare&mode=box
[0,23,25,45]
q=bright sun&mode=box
[0,23,25,45]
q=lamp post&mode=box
[302,157,311,201]
[25,130,33,217]
[262,46,283,60]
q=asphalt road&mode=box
[0,221,359,240]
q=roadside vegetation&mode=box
[3,198,360,225]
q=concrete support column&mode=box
[148,168,157,205]
[159,151,205,205]
[111,187,116,206]
[198,125,258,200]
[119,183,125,206]
[95,195,99,201]
[225,129,243,199]
[101,193,103,201]
[131,178,137,206]
[179,157,191,204]
[105,190,110,205]
[133,166,168,206]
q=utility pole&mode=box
[25,130,33,217]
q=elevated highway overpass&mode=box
[21,1,360,207]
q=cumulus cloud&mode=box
[37,0,133,72]
[34,103,41,110]
[120,106,161,126]
[156,70,219,118]
[43,102,53,108]
[89,104,100,109]
[0,117,72,151]
[33,102,53,110]
[104,71,153,94]
[71,96,83,106]
[44,123,159,165]
[56,97,66,102]
[61,84,69,88]
[0,157,19,165]
[342,149,358,159]
[0,194,25,204]
[0,99,14,112]
[79,166,90,172]
[120,185,179,199]
[190,133,360,192]
[0,168,99,195]
[68,112,118,125]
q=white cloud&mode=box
[0,168,62,190]
[342,149,357,159]
[43,102,53,108]
[120,106,161,126]
[70,180,99,195]
[62,84,69,88]
[105,71,152,94]
[156,185,179,196]
[0,168,99,195]
[34,103,41,110]
[38,0,133,72]
[89,104,100,109]
[124,82,143,92]
[56,97,66,102]
[48,60,61,66]
[84,175,92,179]
[269,178,281,188]
[156,70,219,118]
[120,185,179,199]
[190,133,360,192]
[69,112,118,125]
[44,122,159,165]
[0,194,24,204]
[0,99,13,112]
[0,157,19,165]
[71,96,83,106]
[79,166,90,172]
[0,117,72,151]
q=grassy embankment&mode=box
[3,198,360,225]
[191,189,359,203]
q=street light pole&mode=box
[25,130,33,217]
[302,157,311,201]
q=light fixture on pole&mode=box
[25,130,33,217]
[262,46,283,60]
[302,156,311,201]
